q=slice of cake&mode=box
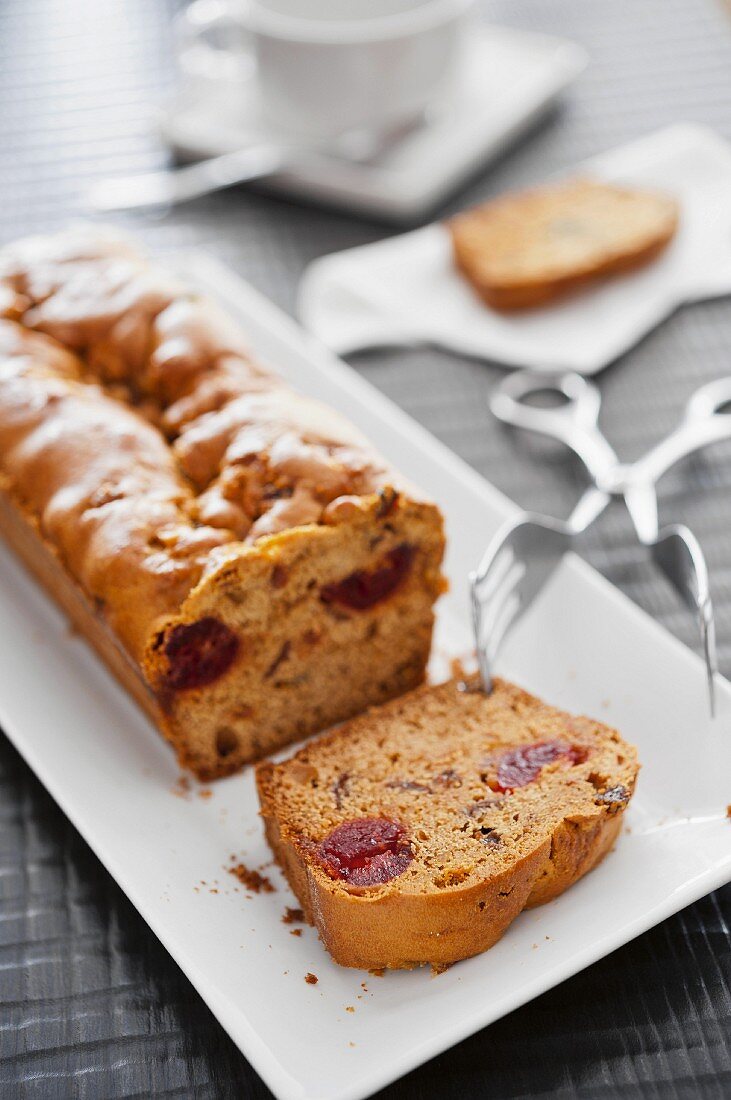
[256,677,639,970]
[449,178,678,311]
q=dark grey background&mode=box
[2,0,731,1096]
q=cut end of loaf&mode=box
[256,677,639,969]
[144,493,446,779]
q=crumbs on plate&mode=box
[228,860,275,893]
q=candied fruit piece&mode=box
[467,796,505,816]
[163,617,239,690]
[595,784,630,811]
[320,544,413,610]
[318,817,412,886]
[270,564,288,588]
[375,487,400,518]
[433,768,462,788]
[494,739,585,793]
[332,773,350,809]
[385,779,432,793]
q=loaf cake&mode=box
[449,178,679,311]
[0,228,445,779]
[257,677,639,969]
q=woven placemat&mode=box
[1,0,730,1096]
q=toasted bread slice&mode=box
[256,677,639,970]
[449,178,679,311]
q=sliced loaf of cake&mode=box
[256,677,639,970]
[0,228,445,779]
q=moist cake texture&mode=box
[257,677,639,969]
[0,228,445,778]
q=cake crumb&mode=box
[228,861,275,893]
[726,805,731,819]
[431,962,453,976]
[305,972,318,985]
[282,906,305,924]
[345,1006,355,1013]
[290,928,302,937]
[369,968,385,978]
[172,775,191,799]
[349,1042,356,1048]
[450,656,469,680]
[199,788,212,799]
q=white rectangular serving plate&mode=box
[1,253,730,1100]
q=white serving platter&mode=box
[161,25,587,223]
[1,252,730,1100]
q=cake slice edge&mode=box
[256,677,639,969]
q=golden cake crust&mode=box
[0,228,446,778]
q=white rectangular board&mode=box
[0,252,729,1100]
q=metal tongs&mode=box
[470,372,731,716]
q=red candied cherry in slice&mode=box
[494,740,586,793]
[318,818,413,886]
[320,544,414,610]
[163,617,239,690]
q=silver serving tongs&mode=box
[470,372,731,716]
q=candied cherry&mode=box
[318,817,412,886]
[320,544,413,611]
[163,617,239,690]
[494,740,585,793]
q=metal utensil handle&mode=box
[629,376,731,486]
[490,371,619,483]
[89,144,289,212]
[651,522,718,717]
[470,571,493,695]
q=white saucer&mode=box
[160,25,587,223]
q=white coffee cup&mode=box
[176,0,473,141]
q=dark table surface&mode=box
[2,1,731,1097]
